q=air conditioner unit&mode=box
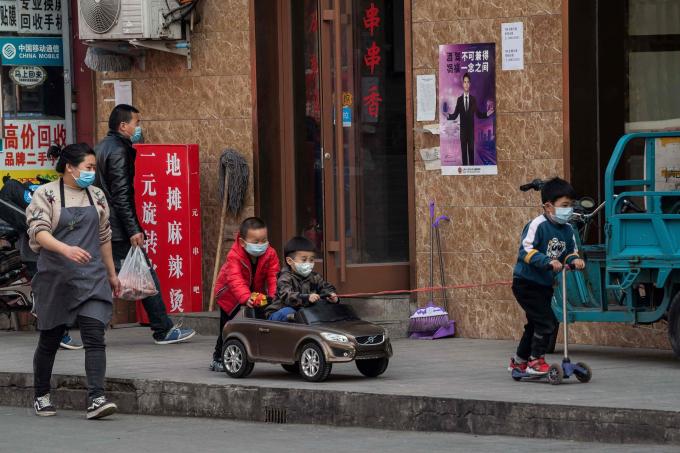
[78,0,183,41]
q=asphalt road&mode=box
[0,406,674,453]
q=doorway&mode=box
[254,0,410,293]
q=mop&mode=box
[208,149,250,311]
[408,201,456,339]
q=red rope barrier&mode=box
[337,280,513,298]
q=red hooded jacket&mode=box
[214,237,280,314]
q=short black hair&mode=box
[462,72,471,82]
[108,104,139,131]
[239,216,267,239]
[47,143,95,174]
[541,177,577,204]
[284,236,316,259]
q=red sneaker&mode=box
[527,357,550,375]
[508,357,528,373]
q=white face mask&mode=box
[293,261,314,277]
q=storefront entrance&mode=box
[254,0,411,293]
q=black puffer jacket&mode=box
[266,266,336,315]
[94,131,143,242]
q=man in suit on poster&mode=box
[445,72,494,166]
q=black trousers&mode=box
[460,130,475,166]
[112,241,174,340]
[213,306,239,361]
[34,315,106,400]
[512,278,557,359]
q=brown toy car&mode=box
[221,301,392,382]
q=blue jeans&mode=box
[269,307,296,322]
[112,241,174,340]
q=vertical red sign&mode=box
[133,144,203,319]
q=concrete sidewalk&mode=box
[1,328,679,445]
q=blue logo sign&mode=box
[342,106,352,127]
[0,37,63,66]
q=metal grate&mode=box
[80,0,121,34]
[264,407,287,424]
[356,334,384,345]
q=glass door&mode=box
[289,0,408,293]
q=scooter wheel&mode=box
[547,364,563,385]
[574,362,592,383]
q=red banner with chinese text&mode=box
[133,144,203,320]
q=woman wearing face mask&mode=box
[27,143,121,420]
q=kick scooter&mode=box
[511,265,593,384]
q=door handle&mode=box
[258,328,270,333]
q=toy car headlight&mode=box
[321,332,349,343]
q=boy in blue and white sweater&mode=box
[509,177,585,375]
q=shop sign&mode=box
[9,65,46,87]
[0,119,66,165]
[0,36,62,66]
[18,0,63,35]
[0,0,17,32]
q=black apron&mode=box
[32,179,112,330]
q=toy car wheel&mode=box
[574,362,592,383]
[547,363,563,385]
[222,339,254,378]
[298,343,332,382]
[281,363,299,374]
[355,358,389,377]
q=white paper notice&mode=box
[114,80,133,106]
[416,74,436,122]
[502,22,524,71]
[419,146,441,171]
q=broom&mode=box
[408,201,450,333]
[208,149,249,312]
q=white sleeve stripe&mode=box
[522,216,547,253]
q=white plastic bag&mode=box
[117,246,158,301]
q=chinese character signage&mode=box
[360,2,383,123]
[0,118,63,186]
[0,36,62,66]
[134,144,203,317]
[0,0,17,32]
[18,0,62,35]
[439,43,497,176]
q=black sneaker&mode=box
[86,396,117,420]
[34,394,56,416]
[209,359,225,372]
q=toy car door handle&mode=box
[259,328,270,333]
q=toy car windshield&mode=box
[296,302,359,324]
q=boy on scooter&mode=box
[509,177,586,375]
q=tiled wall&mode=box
[411,0,670,350]
[94,0,254,305]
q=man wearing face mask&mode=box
[266,236,338,322]
[94,104,195,345]
[508,177,585,377]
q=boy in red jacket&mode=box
[210,217,280,372]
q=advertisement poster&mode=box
[134,144,203,318]
[0,119,64,187]
[439,43,497,175]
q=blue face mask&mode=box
[244,241,269,257]
[553,207,573,224]
[75,170,96,189]
[130,126,143,144]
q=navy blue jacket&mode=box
[513,214,579,287]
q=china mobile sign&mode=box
[134,144,202,316]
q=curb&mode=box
[1,372,678,445]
